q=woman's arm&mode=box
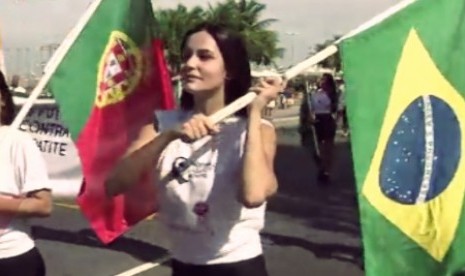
[241,77,281,208]
[3,132,53,217]
[0,190,52,217]
[105,123,179,197]
[105,115,219,197]
[241,105,278,208]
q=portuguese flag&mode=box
[341,0,465,274]
[48,0,174,243]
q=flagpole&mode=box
[209,0,417,124]
[10,0,103,129]
[286,0,416,81]
[337,0,416,42]
[208,44,337,124]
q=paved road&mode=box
[31,106,364,276]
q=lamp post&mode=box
[285,31,299,65]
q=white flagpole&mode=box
[10,0,104,129]
[337,0,416,43]
[209,0,417,124]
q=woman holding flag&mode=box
[106,23,282,276]
[0,70,52,276]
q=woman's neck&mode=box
[193,90,225,116]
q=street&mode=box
[31,105,364,276]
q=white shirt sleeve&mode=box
[14,133,51,194]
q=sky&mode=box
[0,0,400,74]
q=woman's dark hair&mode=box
[320,73,338,113]
[179,22,251,117]
[0,70,15,125]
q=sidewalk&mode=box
[267,102,300,128]
[269,101,350,143]
[272,104,300,119]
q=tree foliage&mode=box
[309,35,342,72]
[153,0,282,75]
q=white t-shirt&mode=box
[0,126,51,258]
[155,110,268,265]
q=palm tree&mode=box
[153,4,204,74]
[204,1,238,28]
[236,0,277,30]
[243,28,282,64]
[205,0,283,65]
[153,0,283,72]
[310,35,342,71]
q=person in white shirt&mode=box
[105,23,281,276]
[0,70,52,276]
[309,73,338,183]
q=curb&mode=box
[272,116,299,128]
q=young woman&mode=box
[309,73,338,183]
[105,23,281,276]
[0,70,52,275]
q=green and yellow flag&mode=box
[341,0,465,274]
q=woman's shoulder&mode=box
[155,109,191,132]
[0,126,36,153]
[221,116,273,129]
[0,126,33,142]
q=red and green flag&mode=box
[48,0,174,243]
[341,0,465,274]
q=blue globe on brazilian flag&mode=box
[341,0,465,274]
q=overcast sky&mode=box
[0,0,400,73]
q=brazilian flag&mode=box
[341,0,465,274]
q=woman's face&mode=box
[180,31,227,96]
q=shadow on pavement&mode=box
[261,232,363,268]
[266,126,364,268]
[32,226,168,262]
[270,126,362,237]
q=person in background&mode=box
[0,70,52,276]
[9,75,19,91]
[105,23,281,276]
[309,73,338,183]
[299,88,320,164]
[280,88,289,109]
[336,78,349,136]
